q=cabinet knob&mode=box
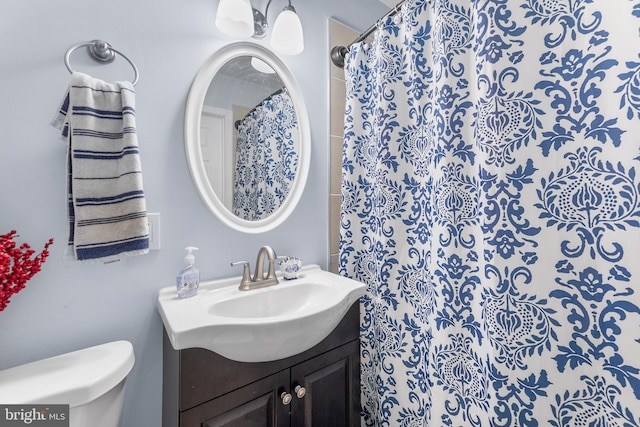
[294,385,306,399]
[280,392,292,405]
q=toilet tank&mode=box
[0,340,135,427]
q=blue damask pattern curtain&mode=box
[234,88,299,220]
[340,0,640,425]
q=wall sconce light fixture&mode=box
[215,0,304,55]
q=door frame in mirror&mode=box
[184,42,311,233]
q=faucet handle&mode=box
[231,261,250,267]
[230,261,252,287]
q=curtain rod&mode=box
[330,0,406,68]
[235,87,286,130]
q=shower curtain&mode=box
[340,0,640,425]
[234,88,299,220]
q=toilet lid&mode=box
[0,340,134,407]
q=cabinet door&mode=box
[181,370,290,427]
[290,341,360,427]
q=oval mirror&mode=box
[185,42,310,233]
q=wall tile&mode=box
[330,194,341,255]
[329,18,359,267]
[330,136,343,195]
[329,19,357,79]
[330,77,347,137]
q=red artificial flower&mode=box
[0,230,53,311]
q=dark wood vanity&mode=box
[162,303,361,426]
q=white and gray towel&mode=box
[51,72,149,262]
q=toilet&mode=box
[0,340,135,427]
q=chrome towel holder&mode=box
[64,39,139,86]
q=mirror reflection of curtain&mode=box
[233,88,299,220]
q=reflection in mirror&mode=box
[203,57,299,220]
[184,42,310,233]
[233,88,299,220]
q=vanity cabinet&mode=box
[162,303,361,427]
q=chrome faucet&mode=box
[231,246,280,291]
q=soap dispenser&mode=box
[176,247,200,299]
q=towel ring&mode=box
[64,40,139,86]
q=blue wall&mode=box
[0,1,387,425]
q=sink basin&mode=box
[157,264,365,362]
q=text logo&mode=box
[0,405,69,427]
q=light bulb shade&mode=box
[251,57,276,74]
[215,0,254,38]
[270,6,304,55]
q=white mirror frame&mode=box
[185,42,311,233]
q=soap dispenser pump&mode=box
[176,247,200,299]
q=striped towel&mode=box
[51,72,149,262]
